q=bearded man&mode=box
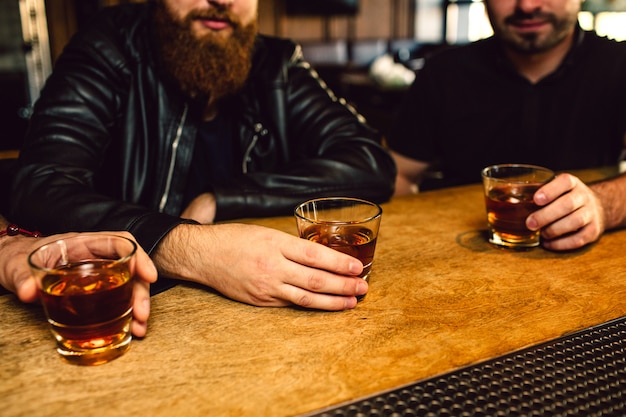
[388,0,626,252]
[9,0,395,310]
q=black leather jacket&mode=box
[10,4,395,254]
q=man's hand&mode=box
[152,223,367,310]
[0,230,157,337]
[526,173,609,251]
[181,192,217,224]
[391,150,429,196]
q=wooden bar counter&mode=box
[2,168,626,417]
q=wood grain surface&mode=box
[2,168,625,417]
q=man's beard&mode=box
[491,9,578,54]
[154,2,257,102]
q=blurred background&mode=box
[1,0,625,153]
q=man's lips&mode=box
[197,18,232,31]
[508,18,550,32]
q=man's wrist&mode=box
[0,224,42,238]
[0,218,42,254]
[152,223,199,280]
[590,173,626,230]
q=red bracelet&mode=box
[0,224,42,238]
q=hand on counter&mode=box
[152,223,367,310]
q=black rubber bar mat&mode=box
[300,315,626,416]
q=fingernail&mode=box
[356,279,368,295]
[350,260,364,275]
[345,297,358,309]
[526,216,538,231]
[534,191,546,205]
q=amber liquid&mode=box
[39,260,133,365]
[485,184,541,247]
[302,225,377,281]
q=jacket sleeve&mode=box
[9,9,187,255]
[212,39,397,221]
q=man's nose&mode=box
[516,0,544,13]
[208,0,233,7]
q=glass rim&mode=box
[481,163,555,181]
[28,233,137,273]
[294,197,382,224]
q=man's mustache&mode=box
[504,11,557,26]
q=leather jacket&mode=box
[10,3,396,254]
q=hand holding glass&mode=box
[28,234,137,366]
[482,164,555,248]
[294,197,382,298]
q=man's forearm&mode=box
[151,223,210,283]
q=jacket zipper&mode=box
[159,104,189,212]
[242,122,268,174]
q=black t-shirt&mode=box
[183,115,233,206]
[388,28,626,190]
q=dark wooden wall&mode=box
[45,0,417,63]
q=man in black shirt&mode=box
[389,0,626,251]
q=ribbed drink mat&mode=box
[300,316,626,416]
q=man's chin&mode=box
[499,31,545,54]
